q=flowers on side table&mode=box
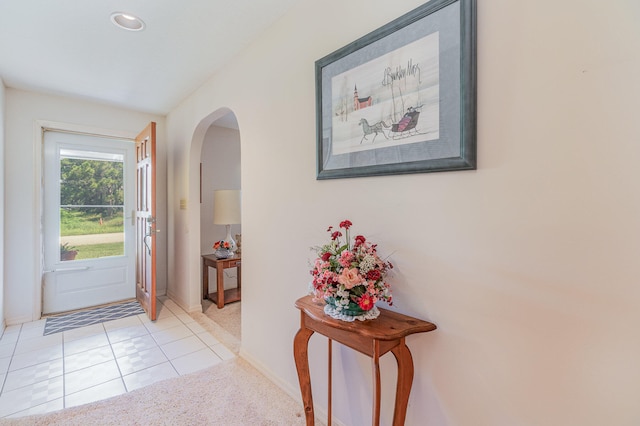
[213,240,233,259]
[310,219,393,321]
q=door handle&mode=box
[143,230,160,254]
[43,266,90,273]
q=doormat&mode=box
[43,300,145,335]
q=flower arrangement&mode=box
[213,240,233,259]
[310,220,393,318]
[213,240,232,251]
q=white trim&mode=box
[33,120,137,320]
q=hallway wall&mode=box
[0,79,5,331]
[171,0,640,424]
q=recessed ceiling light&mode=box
[110,12,145,31]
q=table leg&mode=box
[237,261,241,293]
[372,340,381,426]
[216,265,224,308]
[293,323,315,425]
[202,259,208,300]
[390,338,414,426]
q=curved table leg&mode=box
[294,326,315,425]
[372,341,382,425]
[390,338,414,426]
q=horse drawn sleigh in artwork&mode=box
[357,106,423,143]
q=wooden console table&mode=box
[293,295,436,426]
[202,254,241,308]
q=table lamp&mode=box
[213,189,241,254]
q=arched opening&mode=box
[192,108,242,349]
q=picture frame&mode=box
[315,0,476,179]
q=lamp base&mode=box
[223,224,237,255]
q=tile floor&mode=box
[0,296,235,418]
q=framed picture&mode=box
[316,0,476,179]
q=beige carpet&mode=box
[202,299,241,342]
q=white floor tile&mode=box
[0,357,11,375]
[65,378,126,409]
[155,305,176,320]
[3,358,64,392]
[63,323,105,343]
[110,334,159,359]
[0,336,18,349]
[14,333,62,355]
[102,315,143,331]
[106,324,150,344]
[175,312,196,324]
[185,321,207,334]
[122,361,178,392]
[9,345,63,371]
[0,376,63,417]
[64,360,121,395]
[160,335,206,360]
[63,332,110,356]
[171,348,222,375]
[116,346,168,376]
[211,343,236,361]
[64,345,114,373]
[2,325,22,336]
[7,398,64,418]
[151,323,194,346]
[0,330,20,345]
[21,319,46,331]
[18,326,47,341]
[196,331,220,347]
[142,316,182,333]
[0,342,17,359]
[0,296,235,419]
[159,300,186,316]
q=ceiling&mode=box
[0,0,300,118]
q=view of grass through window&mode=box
[59,152,125,261]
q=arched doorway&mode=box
[193,109,242,347]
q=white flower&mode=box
[359,254,376,274]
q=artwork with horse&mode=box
[358,118,389,143]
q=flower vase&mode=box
[324,297,380,322]
[214,248,232,259]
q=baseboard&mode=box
[5,315,34,326]
[165,289,202,314]
[239,349,342,426]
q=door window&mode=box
[59,149,125,261]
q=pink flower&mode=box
[331,231,342,240]
[338,268,362,289]
[338,250,354,267]
[354,235,366,247]
[321,252,332,261]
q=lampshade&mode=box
[213,190,241,225]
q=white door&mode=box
[42,131,136,315]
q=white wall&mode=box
[200,124,241,291]
[200,124,241,253]
[166,0,640,424]
[0,78,5,331]
[4,89,167,324]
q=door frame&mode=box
[34,120,138,319]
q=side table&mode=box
[293,295,436,426]
[202,254,241,308]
